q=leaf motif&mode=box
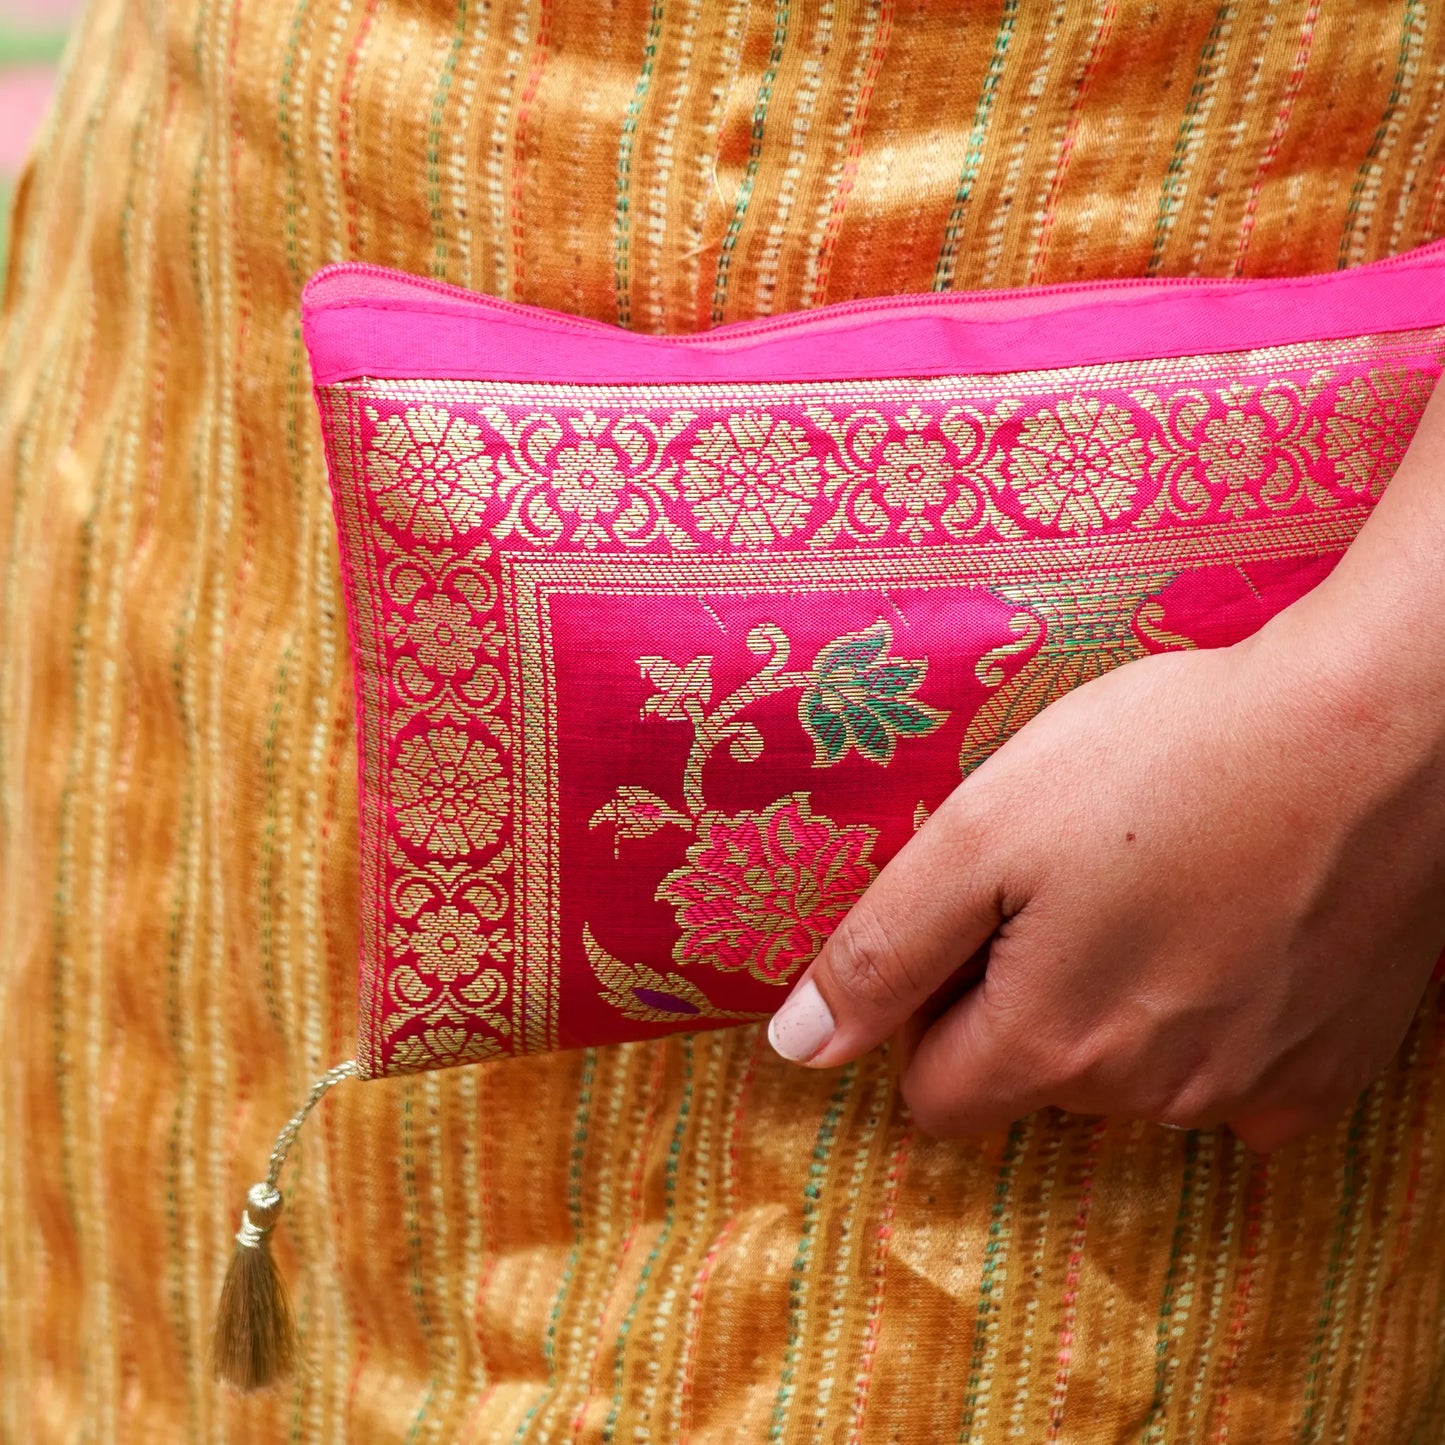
[447,564,498,614]
[392,879,437,920]
[630,987,702,1016]
[804,700,849,765]
[817,624,890,676]
[523,415,564,469]
[847,415,890,463]
[461,845,513,921]
[430,1025,468,1055]
[381,557,429,608]
[870,696,945,734]
[582,924,767,1026]
[389,1030,505,1074]
[851,490,889,534]
[458,972,504,1008]
[843,701,893,761]
[589,786,692,855]
[800,620,949,767]
[393,656,439,704]
[456,967,512,1036]
[860,662,923,695]
[457,664,506,715]
[638,654,713,720]
[391,965,434,1006]
[523,490,563,543]
[726,723,764,764]
[611,420,651,468]
[612,495,653,542]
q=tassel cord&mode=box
[212,1058,360,1390]
[261,1059,360,1194]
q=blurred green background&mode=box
[0,1,80,279]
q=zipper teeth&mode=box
[307,237,1445,344]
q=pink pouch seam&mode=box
[301,235,1445,339]
[302,244,1445,388]
[302,239,1445,342]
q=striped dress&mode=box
[3,1,1445,1440]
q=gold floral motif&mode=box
[383,572,509,735]
[405,903,512,983]
[1008,396,1148,533]
[366,404,495,543]
[805,401,1022,546]
[379,548,498,618]
[1198,409,1273,488]
[656,792,878,984]
[589,786,692,856]
[1322,367,1435,498]
[396,594,491,674]
[877,429,950,526]
[387,843,512,927]
[393,726,509,857]
[1134,381,1328,522]
[552,431,629,520]
[376,550,511,745]
[590,619,943,1001]
[378,844,514,1061]
[490,407,697,550]
[680,410,821,547]
[381,956,511,1041]
[802,404,891,544]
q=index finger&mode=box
[767,793,1006,1068]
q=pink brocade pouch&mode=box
[303,245,1445,1080]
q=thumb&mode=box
[767,800,1004,1068]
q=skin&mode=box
[771,382,1445,1153]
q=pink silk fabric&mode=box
[305,248,1445,1079]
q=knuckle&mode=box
[825,908,926,1013]
[1145,1072,1231,1130]
[1015,1035,1075,1097]
[1014,1020,1099,1097]
[1043,1025,1226,1127]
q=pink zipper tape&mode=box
[302,239,1445,388]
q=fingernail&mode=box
[768,978,835,1064]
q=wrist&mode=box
[1242,576,1445,795]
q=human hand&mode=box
[765,608,1445,1152]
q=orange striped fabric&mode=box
[3,1,1445,1440]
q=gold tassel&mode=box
[212,1183,295,1390]
[211,1060,359,1392]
